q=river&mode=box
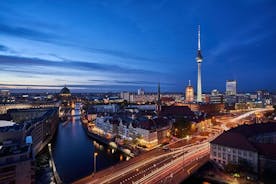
[51,103,124,183]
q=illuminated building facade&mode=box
[257,90,272,106]
[93,115,171,148]
[185,80,194,103]
[210,89,224,104]
[226,80,237,96]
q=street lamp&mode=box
[93,152,98,175]
[183,146,184,169]
[183,135,190,169]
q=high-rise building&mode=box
[226,80,237,96]
[225,80,237,106]
[196,25,203,102]
[120,91,130,102]
[210,89,224,104]
[137,88,145,95]
[185,80,194,103]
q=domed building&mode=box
[60,86,71,97]
[185,80,194,103]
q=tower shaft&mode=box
[196,25,203,102]
[197,62,202,102]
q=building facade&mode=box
[210,123,276,174]
[185,80,194,103]
[0,143,35,184]
[226,80,237,96]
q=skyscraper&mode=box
[185,80,194,103]
[137,88,145,95]
[196,25,203,102]
[225,80,237,105]
[226,80,237,96]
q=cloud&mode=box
[0,23,162,65]
[0,44,9,51]
[0,54,161,75]
[0,7,163,65]
[0,10,162,65]
[1,67,71,76]
[88,79,173,86]
[83,46,161,64]
[208,22,272,62]
[0,83,158,91]
[0,23,58,43]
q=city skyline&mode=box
[1,0,276,92]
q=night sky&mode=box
[0,0,276,93]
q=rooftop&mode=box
[211,131,257,152]
[60,86,71,95]
[0,143,31,158]
[160,105,194,117]
[0,120,15,128]
[211,122,276,157]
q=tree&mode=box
[132,138,139,145]
[120,100,128,108]
[238,158,254,173]
[172,118,192,138]
[225,163,240,173]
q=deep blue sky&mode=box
[0,0,275,93]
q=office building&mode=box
[120,91,130,102]
[226,80,237,96]
[137,88,145,96]
[210,89,224,104]
[257,90,272,106]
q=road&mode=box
[74,142,209,184]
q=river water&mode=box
[51,103,123,183]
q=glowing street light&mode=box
[93,152,98,175]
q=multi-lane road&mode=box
[75,142,210,184]
[74,107,273,184]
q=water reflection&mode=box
[51,103,124,183]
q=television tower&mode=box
[196,25,203,102]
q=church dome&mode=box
[60,86,71,96]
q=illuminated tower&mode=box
[185,80,194,103]
[196,25,203,102]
